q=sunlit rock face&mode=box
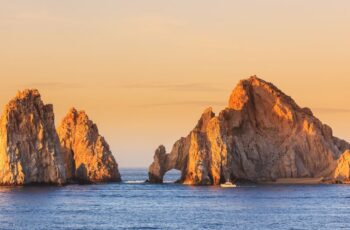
[0,89,66,185]
[149,76,350,185]
[58,108,121,183]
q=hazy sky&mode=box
[1,1,350,167]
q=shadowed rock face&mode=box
[149,76,350,185]
[0,89,66,185]
[58,108,121,183]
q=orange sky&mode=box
[1,1,350,167]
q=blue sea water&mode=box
[1,168,350,230]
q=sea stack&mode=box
[148,76,350,185]
[0,89,66,185]
[58,108,121,183]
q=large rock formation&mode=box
[0,89,66,185]
[58,108,121,183]
[0,89,121,186]
[149,76,350,185]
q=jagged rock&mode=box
[148,146,167,183]
[149,76,350,185]
[0,89,121,186]
[333,150,350,183]
[0,89,66,185]
[58,108,121,183]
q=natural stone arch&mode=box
[148,108,217,184]
[148,136,190,183]
[163,169,182,183]
[148,76,350,185]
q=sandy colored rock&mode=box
[149,76,350,185]
[58,108,121,183]
[0,89,66,185]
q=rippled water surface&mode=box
[1,168,350,229]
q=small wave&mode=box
[124,180,146,184]
[235,185,257,188]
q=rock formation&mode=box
[149,76,350,185]
[58,108,121,183]
[0,89,66,185]
[0,89,121,186]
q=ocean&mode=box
[0,168,350,230]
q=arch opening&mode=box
[163,169,181,183]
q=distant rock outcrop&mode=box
[149,76,350,185]
[0,90,66,185]
[58,108,121,183]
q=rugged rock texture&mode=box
[0,89,66,185]
[0,89,121,186]
[58,108,121,183]
[149,76,350,185]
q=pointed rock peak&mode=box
[62,108,91,127]
[63,107,78,120]
[195,107,216,132]
[15,89,41,100]
[3,89,56,122]
[228,77,251,110]
[203,107,214,115]
[242,76,286,97]
[155,145,166,158]
[5,89,43,112]
[68,107,78,115]
[228,76,299,111]
[148,145,168,183]
[247,75,267,84]
[229,76,272,105]
[66,107,88,117]
[0,89,65,185]
[58,108,121,183]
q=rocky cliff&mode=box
[58,108,121,183]
[0,89,121,186]
[149,76,350,185]
[0,90,66,185]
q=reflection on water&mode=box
[0,168,350,229]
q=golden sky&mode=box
[1,1,350,167]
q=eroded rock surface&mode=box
[58,108,121,183]
[149,76,350,185]
[0,89,66,185]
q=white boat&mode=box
[220,182,237,188]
